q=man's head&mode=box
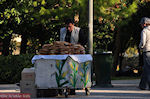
[65,19,74,32]
[139,17,150,28]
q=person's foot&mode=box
[137,86,146,90]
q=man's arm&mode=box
[60,27,66,41]
[60,29,63,41]
[139,30,146,49]
[78,29,87,46]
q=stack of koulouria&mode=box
[38,41,85,55]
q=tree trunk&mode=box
[20,34,27,54]
[2,35,11,56]
[118,52,124,72]
[112,29,121,76]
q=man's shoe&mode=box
[137,86,146,90]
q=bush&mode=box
[0,54,34,84]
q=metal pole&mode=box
[88,0,93,55]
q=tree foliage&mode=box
[93,0,149,74]
[0,0,149,57]
[0,0,88,54]
[94,0,141,52]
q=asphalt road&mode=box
[0,79,150,99]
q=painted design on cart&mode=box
[69,60,78,88]
[79,62,90,87]
[55,60,69,87]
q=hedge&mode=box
[0,54,34,84]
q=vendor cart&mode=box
[32,54,92,97]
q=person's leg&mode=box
[144,52,150,89]
[139,53,147,89]
[139,71,147,89]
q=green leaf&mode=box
[81,78,84,83]
[72,61,76,68]
[25,9,29,13]
[30,18,34,20]
[70,74,73,77]
[85,66,88,71]
[55,16,59,20]
[8,30,13,34]
[0,20,4,24]
[60,81,69,87]
[11,8,15,13]
[16,17,21,24]
[39,7,46,15]
[55,72,59,81]
[46,9,50,14]
[33,1,38,7]
[60,60,66,70]
[41,0,46,5]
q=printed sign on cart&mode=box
[0,93,30,99]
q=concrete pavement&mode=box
[1,79,150,99]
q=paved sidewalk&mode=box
[0,79,150,99]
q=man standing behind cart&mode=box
[60,19,87,47]
[59,19,87,95]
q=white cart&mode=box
[32,54,92,97]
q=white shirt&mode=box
[60,26,80,44]
[139,26,150,52]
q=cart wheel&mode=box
[64,88,69,98]
[65,91,68,98]
[85,88,90,95]
[58,89,63,95]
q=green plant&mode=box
[55,60,69,87]
[0,54,34,83]
[79,62,90,87]
[69,60,78,88]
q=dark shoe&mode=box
[137,86,146,90]
[16,83,20,86]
